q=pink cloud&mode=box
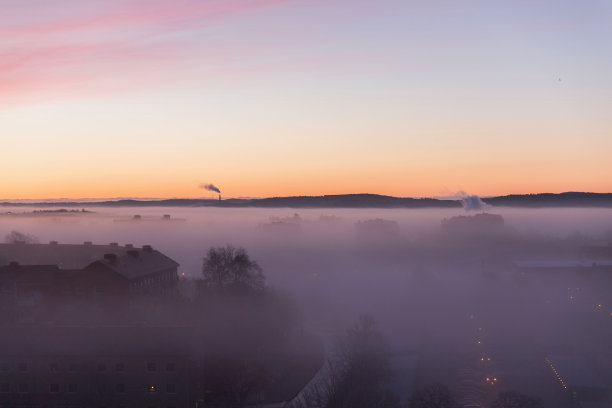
[2,0,286,38]
[0,0,290,106]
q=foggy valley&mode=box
[1,204,610,408]
[3,0,611,406]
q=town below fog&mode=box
[1,205,611,408]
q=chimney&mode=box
[49,241,58,245]
[163,214,171,220]
[219,193,221,201]
[109,242,118,247]
[142,245,153,252]
[83,241,92,246]
[104,253,118,265]
[125,244,133,249]
[9,261,19,268]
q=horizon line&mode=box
[1,191,609,204]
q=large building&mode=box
[0,242,180,323]
[0,241,179,297]
[0,326,192,408]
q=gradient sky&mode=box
[1,0,611,199]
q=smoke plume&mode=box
[200,183,221,193]
[457,191,488,211]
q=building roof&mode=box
[0,242,179,280]
[0,264,61,286]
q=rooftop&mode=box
[0,242,179,279]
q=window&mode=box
[18,363,28,372]
[68,362,78,373]
[68,384,77,393]
[165,362,176,372]
[166,383,176,393]
[49,362,59,373]
[18,383,29,393]
[97,363,107,372]
[147,385,158,393]
[116,383,125,393]
[146,362,156,372]
[115,362,125,372]
[50,383,60,393]
[0,383,9,393]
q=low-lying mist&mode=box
[1,205,611,407]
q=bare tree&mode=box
[5,230,39,244]
[201,246,265,292]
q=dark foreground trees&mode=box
[409,384,457,408]
[201,245,265,291]
[5,230,39,244]
[295,315,398,408]
[327,315,399,408]
[194,246,318,408]
[489,392,542,408]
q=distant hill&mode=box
[1,192,612,209]
[0,194,461,209]
[247,194,459,208]
[481,192,612,208]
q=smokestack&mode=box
[219,193,221,201]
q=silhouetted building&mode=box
[355,218,400,238]
[0,242,179,322]
[441,213,504,232]
[0,326,191,408]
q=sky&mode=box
[1,0,611,199]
